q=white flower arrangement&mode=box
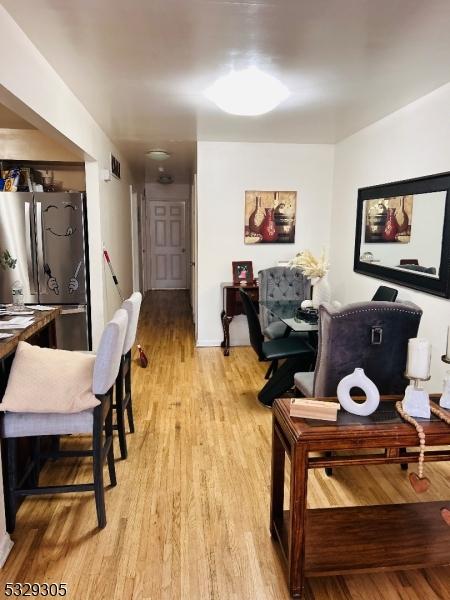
[289,249,329,280]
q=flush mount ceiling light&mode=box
[204,66,290,116]
[158,174,173,184]
[146,149,171,161]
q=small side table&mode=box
[220,282,259,356]
[271,395,450,598]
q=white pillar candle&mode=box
[406,338,432,380]
[446,326,450,361]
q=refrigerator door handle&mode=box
[36,201,46,292]
[24,201,37,295]
[60,305,86,315]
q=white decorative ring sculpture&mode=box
[337,368,380,416]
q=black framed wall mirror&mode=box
[354,172,450,298]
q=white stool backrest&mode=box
[121,292,142,355]
[93,308,128,395]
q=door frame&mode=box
[146,198,190,290]
[190,175,198,339]
[129,186,140,292]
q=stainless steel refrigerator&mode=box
[0,192,90,350]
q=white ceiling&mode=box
[4,0,450,182]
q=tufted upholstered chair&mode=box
[258,267,311,339]
[294,300,422,398]
[2,308,128,532]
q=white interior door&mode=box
[149,201,187,289]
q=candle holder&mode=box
[440,371,450,409]
[402,373,431,419]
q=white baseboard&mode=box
[196,339,251,348]
[196,339,221,347]
[0,533,13,568]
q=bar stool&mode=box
[1,308,128,532]
[116,292,142,459]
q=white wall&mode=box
[0,6,135,345]
[146,182,190,201]
[197,141,335,346]
[331,82,450,387]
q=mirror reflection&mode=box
[359,191,446,279]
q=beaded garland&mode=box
[395,401,450,492]
[395,401,428,487]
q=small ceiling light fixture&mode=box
[204,66,289,116]
[158,173,173,184]
[146,149,171,161]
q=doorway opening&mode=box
[141,184,192,292]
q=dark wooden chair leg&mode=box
[125,356,134,434]
[126,400,135,434]
[50,435,60,460]
[30,436,41,487]
[325,451,333,477]
[92,408,106,529]
[115,357,128,459]
[116,402,127,460]
[5,438,17,533]
[105,401,117,487]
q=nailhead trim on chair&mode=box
[329,307,421,319]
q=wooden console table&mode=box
[220,282,259,356]
[271,395,450,599]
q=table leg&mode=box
[270,421,285,538]
[220,311,233,356]
[288,443,308,599]
[47,318,57,349]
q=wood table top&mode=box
[273,395,449,447]
[221,281,259,289]
[0,308,60,360]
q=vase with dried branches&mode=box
[289,249,330,308]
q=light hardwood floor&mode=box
[1,290,450,599]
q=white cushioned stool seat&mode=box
[1,409,94,438]
[294,371,315,397]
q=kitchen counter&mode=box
[0,308,60,361]
[0,306,60,566]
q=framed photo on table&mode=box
[232,261,254,285]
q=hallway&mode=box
[1,291,450,599]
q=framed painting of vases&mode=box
[244,191,297,244]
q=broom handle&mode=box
[103,248,124,302]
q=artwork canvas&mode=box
[232,261,253,284]
[244,191,296,244]
[364,195,413,243]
